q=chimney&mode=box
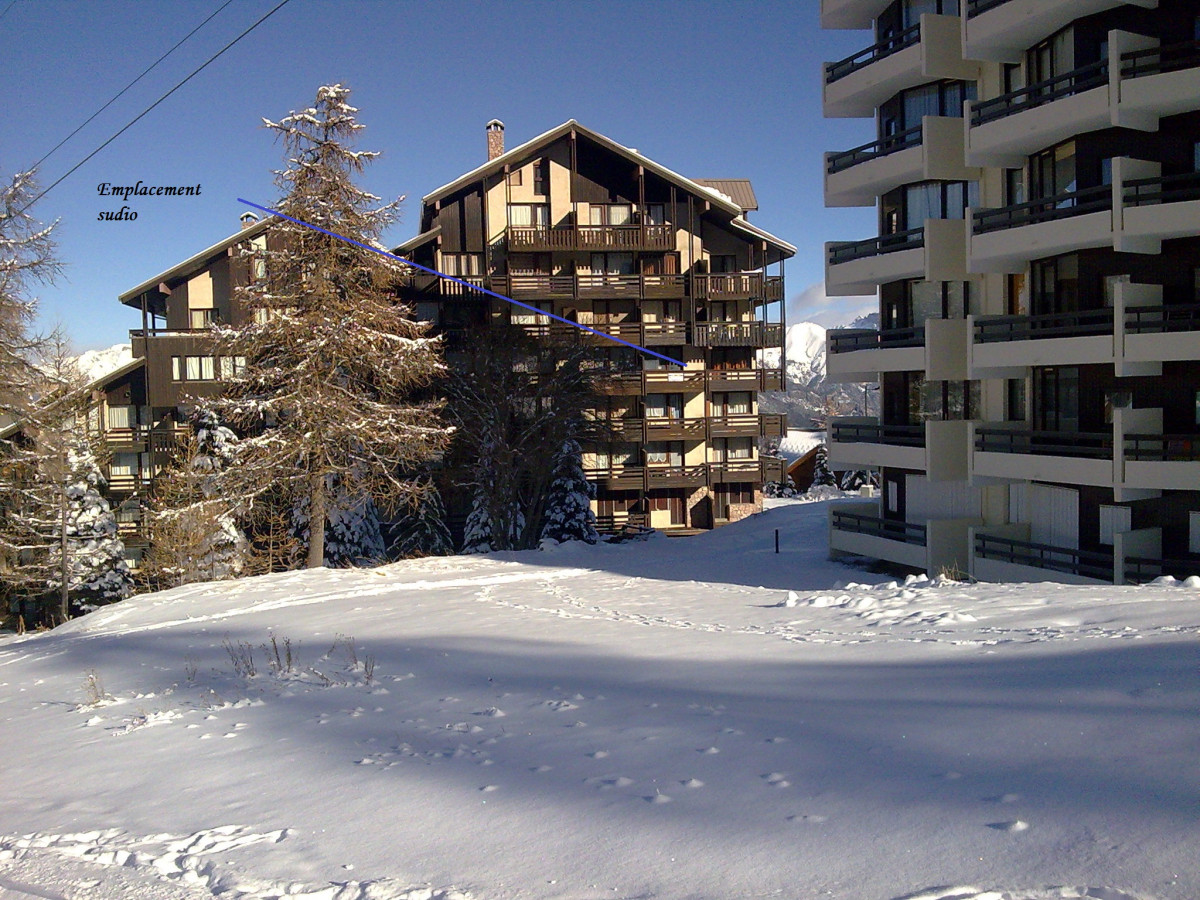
[486,119,505,161]
[239,211,259,229]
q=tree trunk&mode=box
[59,479,69,622]
[307,472,326,569]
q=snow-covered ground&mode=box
[1,499,1198,900]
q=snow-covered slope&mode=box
[72,342,134,384]
[1,500,1198,900]
[760,320,871,426]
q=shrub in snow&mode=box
[763,481,798,499]
[839,468,878,491]
[390,480,453,558]
[461,488,493,554]
[541,440,599,545]
[293,475,385,567]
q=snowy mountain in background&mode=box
[71,343,134,385]
[760,315,878,428]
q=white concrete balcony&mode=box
[827,317,969,383]
[966,32,1198,167]
[821,0,892,30]
[971,423,1117,488]
[963,0,1156,64]
[827,218,967,295]
[832,502,980,575]
[968,185,1114,274]
[1122,403,1200,494]
[824,15,979,119]
[971,525,1114,584]
[826,116,979,207]
[1123,300,1200,371]
[826,326,925,382]
[830,417,972,481]
[1119,170,1200,255]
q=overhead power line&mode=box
[21,0,294,214]
[30,0,239,173]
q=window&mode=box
[1195,390,1200,426]
[645,442,683,466]
[107,405,134,429]
[189,308,216,329]
[509,204,548,227]
[1034,366,1080,432]
[171,356,182,382]
[184,356,215,381]
[709,254,737,274]
[645,204,666,225]
[218,356,246,380]
[714,392,752,415]
[880,180,977,233]
[1099,505,1131,545]
[1030,140,1077,203]
[714,437,752,461]
[1190,512,1200,554]
[441,253,482,277]
[507,168,523,187]
[1031,255,1080,315]
[590,252,634,276]
[533,160,548,196]
[110,453,137,477]
[645,393,684,419]
[1007,379,1026,422]
[510,301,551,326]
[589,204,631,226]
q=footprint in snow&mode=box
[681,778,704,789]
[763,773,791,788]
[530,765,552,773]
[699,747,720,755]
[987,819,1030,832]
[588,750,609,759]
[480,784,499,792]
[542,699,578,712]
[644,793,672,804]
[474,707,506,717]
[787,814,827,824]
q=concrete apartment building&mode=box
[821,0,1200,583]
[53,121,792,565]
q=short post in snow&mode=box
[775,528,779,554]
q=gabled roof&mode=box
[693,179,758,212]
[118,216,273,308]
[0,356,147,441]
[421,120,795,256]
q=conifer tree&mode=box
[541,439,599,545]
[812,444,837,488]
[210,85,450,568]
[461,486,493,555]
[391,478,453,558]
[292,474,385,566]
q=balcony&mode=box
[706,366,783,392]
[508,224,674,252]
[709,413,787,439]
[692,273,783,302]
[1123,433,1200,493]
[826,325,925,382]
[692,322,783,348]
[973,532,1113,584]
[829,419,927,471]
[826,117,978,207]
[964,0,1155,63]
[971,308,1115,372]
[588,413,785,443]
[972,425,1116,487]
[830,503,929,570]
[1123,301,1200,369]
[519,321,689,348]
[502,273,686,301]
[1120,171,1200,254]
[644,417,707,441]
[969,185,1114,273]
[824,15,977,119]
[827,218,967,295]
[966,32,1198,167]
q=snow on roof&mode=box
[777,428,825,462]
[693,179,758,212]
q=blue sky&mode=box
[2,0,877,352]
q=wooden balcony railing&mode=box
[693,322,783,348]
[508,224,674,252]
[586,459,784,491]
[692,273,782,301]
[503,273,687,301]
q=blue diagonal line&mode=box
[236,198,687,366]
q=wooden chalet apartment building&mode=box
[67,119,794,561]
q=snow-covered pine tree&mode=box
[210,84,450,569]
[145,407,247,588]
[460,487,493,555]
[390,478,453,558]
[812,444,837,488]
[45,438,132,615]
[541,439,598,545]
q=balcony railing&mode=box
[1121,39,1200,79]
[1123,172,1200,207]
[975,428,1113,459]
[974,308,1114,343]
[1124,434,1200,462]
[826,22,921,85]
[692,273,783,301]
[832,422,925,447]
[692,322,783,348]
[1124,555,1200,583]
[975,533,1113,582]
[827,124,924,175]
[1124,302,1200,334]
[585,459,783,490]
[830,227,924,265]
[965,0,1010,17]
[594,511,649,534]
[508,224,674,252]
[517,321,689,347]
[970,59,1108,127]
[832,509,927,546]
[828,326,925,353]
[972,185,1113,235]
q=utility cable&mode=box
[21,0,293,214]
[30,0,238,173]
